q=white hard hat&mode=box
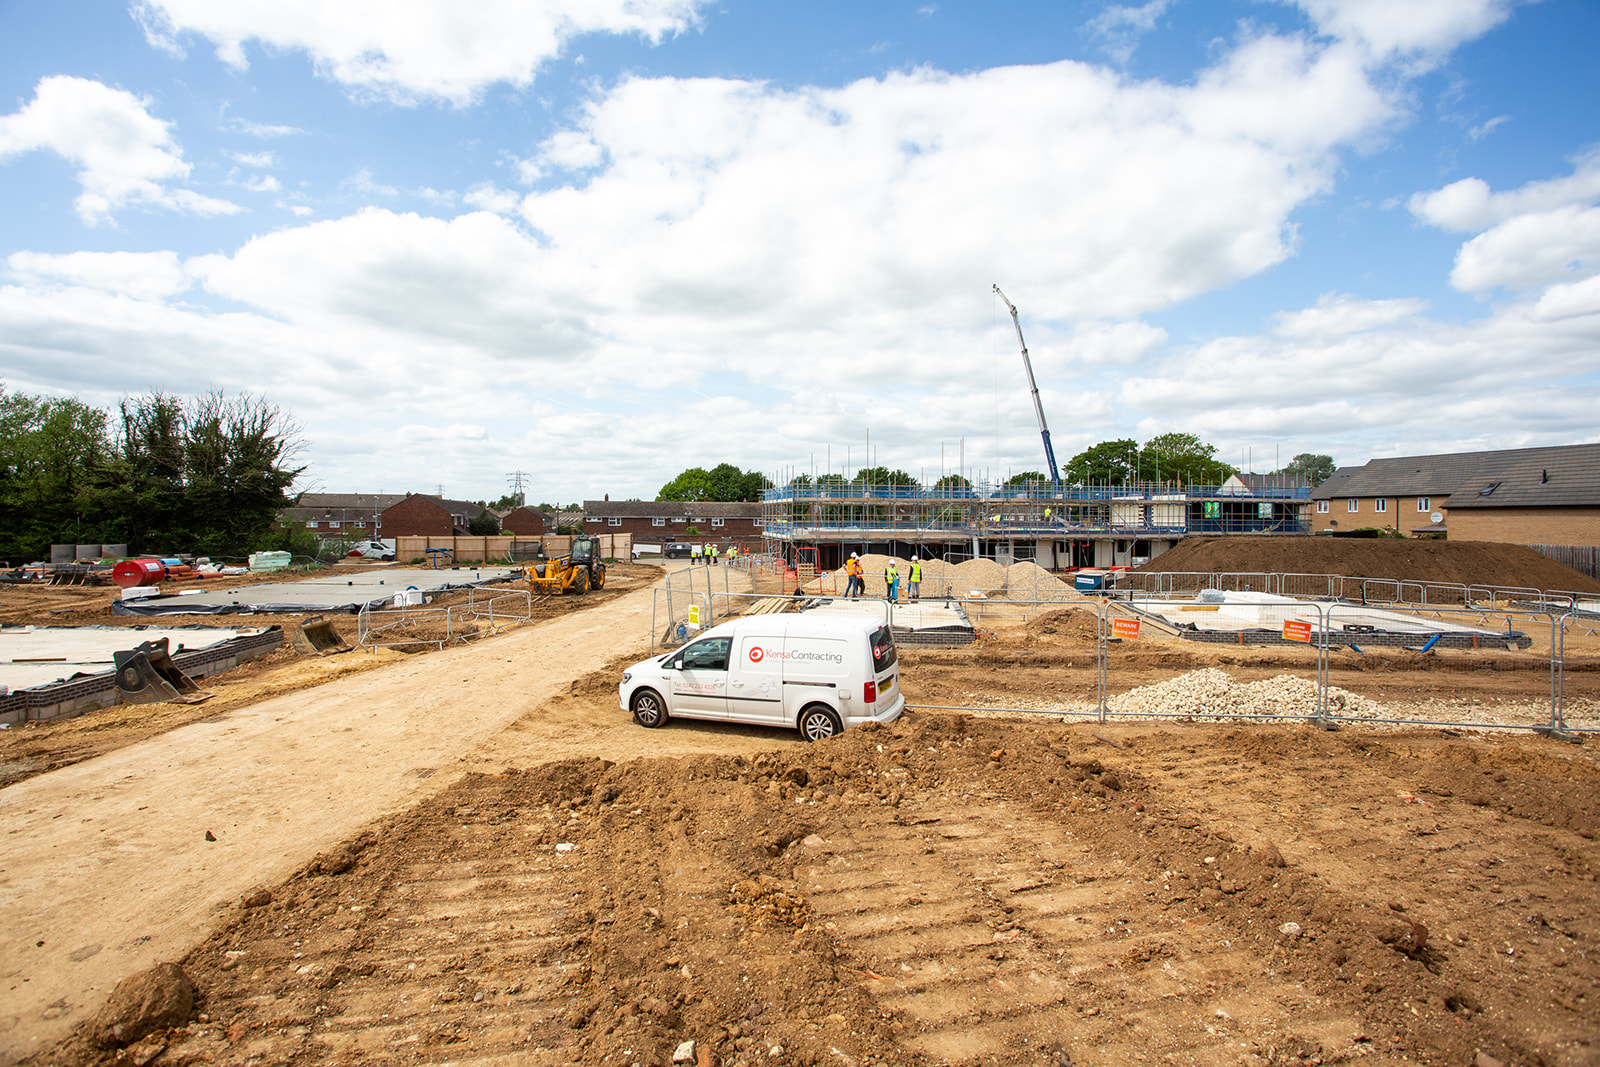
[850,552,858,558]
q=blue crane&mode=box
[992,284,1062,493]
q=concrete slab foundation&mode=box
[0,625,283,725]
[110,566,522,616]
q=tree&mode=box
[659,464,770,502]
[1281,453,1336,487]
[468,510,501,535]
[658,467,715,502]
[1062,439,1138,485]
[1005,471,1048,487]
[0,386,110,561]
[1143,432,1236,486]
[851,466,916,487]
[490,493,521,510]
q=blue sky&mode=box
[2,0,1597,503]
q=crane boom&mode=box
[992,284,1062,492]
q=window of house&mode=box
[306,520,319,528]
[672,517,685,523]
[1374,498,1387,513]
[328,520,341,528]
[1347,499,1358,512]
[652,517,666,527]
[608,518,622,527]
[753,518,764,528]
[1316,501,1329,514]
[712,518,725,527]
[1417,496,1429,512]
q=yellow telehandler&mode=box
[525,534,608,595]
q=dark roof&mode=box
[1312,443,1600,509]
[584,500,761,518]
[292,492,408,511]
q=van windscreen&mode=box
[869,625,897,670]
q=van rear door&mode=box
[869,623,900,702]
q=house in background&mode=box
[1312,444,1600,549]
[583,500,763,547]
[380,494,494,537]
[280,493,408,540]
[500,506,551,536]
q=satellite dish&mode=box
[1430,512,1443,524]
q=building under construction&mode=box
[760,474,1311,571]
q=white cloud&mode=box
[1290,0,1520,62]
[225,116,304,138]
[226,150,275,167]
[134,0,711,105]
[6,250,192,300]
[1410,154,1600,295]
[244,174,282,192]
[1410,151,1600,232]
[1087,0,1171,64]
[464,182,522,214]
[0,75,240,224]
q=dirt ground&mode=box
[4,553,1599,1067]
[1138,537,1600,595]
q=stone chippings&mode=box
[1109,667,1384,720]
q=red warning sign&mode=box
[1111,617,1140,639]
[1283,619,1313,643]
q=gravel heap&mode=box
[1003,560,1074,601]
[1109,668,1383,720]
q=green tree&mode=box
[1281,453,1336,487]
[1005,471,1048,487]
[468,510,501,535]
[660,464,771,502]
[0,386,110,561]
[851,466,916,487]
[1062,439,1139,485]
[658,467,715,501]
[1143,432,1236,486]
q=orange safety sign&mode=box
[1111,617,1140,639]
[1283,619,1313,643]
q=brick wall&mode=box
[381,495,453,536]
[585,515,764,546]
[1445,507,1600,546]
[501,507,547,536]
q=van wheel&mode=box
[631,689,668,728]
[798,705,843,742]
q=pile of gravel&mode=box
[1108,667,1383,720]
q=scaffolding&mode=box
[761,478,1312,570]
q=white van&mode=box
[619,614,903,741]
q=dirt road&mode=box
[0,568,771,1063]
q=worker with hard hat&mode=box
[844,552,864,598]
[908,555,922,601]
[690,542,702,564]
[885,558,900,603]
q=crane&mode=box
[992,284,1062,493]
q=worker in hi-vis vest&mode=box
[885,558,899,603]
[908,556,923,601]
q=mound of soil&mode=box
[1137,536,1600,593]
[49,715,1597,1067]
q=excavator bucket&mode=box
[113,638,212,705]
[290,615,352,656]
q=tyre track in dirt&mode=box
[0,566,767,1064]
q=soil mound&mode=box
[1136,536,1600,594]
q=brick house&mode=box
[380,494,494,537]
[1312,444,1600,546]
[500,506,551,536]
[582,500,764,549]
[280,493,408,540]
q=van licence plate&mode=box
[878,676,893,692]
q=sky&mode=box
[1,0,1597,505]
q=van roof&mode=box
[697,613,884,640]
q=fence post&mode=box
[1096,595,1108,724]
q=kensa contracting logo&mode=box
[749,645,843,665]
